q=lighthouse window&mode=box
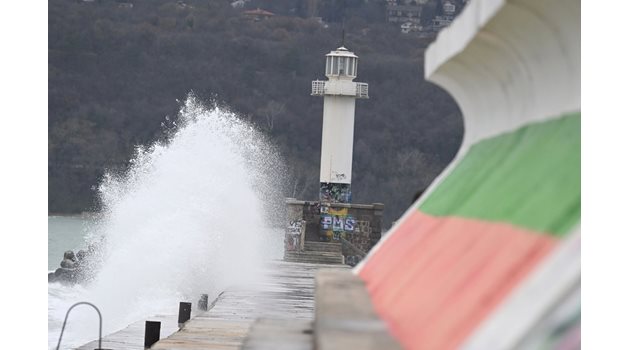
[339,57,345,75]
[326,57,332,75]
[348,58,355,77]
[332,57,338,75]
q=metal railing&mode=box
[356,82,369,99]
[311,80,325,96]
[339,237,367,259]
[56,301,103,350]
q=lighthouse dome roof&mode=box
[326,46,358,58]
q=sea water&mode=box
[48,96,286,349]
[48,215,98,270]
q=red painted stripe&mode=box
[358,211,556,350]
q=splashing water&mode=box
[48,96,287,349]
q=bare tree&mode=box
[262,100,286,131]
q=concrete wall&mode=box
[354,0,580,348]
[285,198,384,266]
[425,1,581,348]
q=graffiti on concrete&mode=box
[344,219,372,254]
[288,220,303,235]
[287,199,383,267]
[344,217,356,231]
[356,220,372,234]
[320,206,346,240]
[333,215,344,231]
[331,171,347,181]
[285,219,304,251]
[319,182,352,203]
[320,205,372,246]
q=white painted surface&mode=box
[426,0,580,149]
[315,47,368,185]
[356,0,581,271]
[324,79,360,96]
[356,0,581,348]
[460,230,581,350]
[320,96,356,184]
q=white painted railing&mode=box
[311,80,325,96]
[356,82,369,99]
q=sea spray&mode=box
[48,95,287,349]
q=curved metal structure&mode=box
[56,301,103,350]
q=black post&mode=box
[144,321,161,348]
[178,302,192,327]
[198,294,208,311]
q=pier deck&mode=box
[76,313,179,350]
[76,260,348,350]
[153,260,348,349]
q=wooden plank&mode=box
[76,260,348,350]
[75,313,179,350]
[152,261,348,349]
[242,318,313,350]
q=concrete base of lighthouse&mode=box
[284,198,384,267]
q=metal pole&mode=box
[56,301,103,350]
[178,302,192,327]
[144,321,161,348]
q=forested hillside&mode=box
[49,0,463,225]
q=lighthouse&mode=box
[312,46,368,204]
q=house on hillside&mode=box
[401,22,423,34]
[443,0,456,14]
[242,8,275,21]
[431,15,452,30]
[386,1,427,25]
[385,0,467,35]
[231,0,249,9]
[431,0,457,31]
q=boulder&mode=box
[53,267,77,284]
[60,258,76,269]
[63,250,76,262]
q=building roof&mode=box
[326,46,358,58]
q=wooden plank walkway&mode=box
[242,318,313,350]
[76,313,179,350]
[153,260,348,349]
[76,260,347,350]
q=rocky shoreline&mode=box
[48,246,96,285]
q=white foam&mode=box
[48,95,286,349]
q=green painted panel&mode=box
[420,113,580,236]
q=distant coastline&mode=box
[48,211,97,218]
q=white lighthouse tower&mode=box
[312,46,369,203]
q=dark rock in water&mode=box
[63,250,76,262]
[60,258,76,269]
[54,268,64,277]
[50,242,103,285]
[53,267,77,284]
